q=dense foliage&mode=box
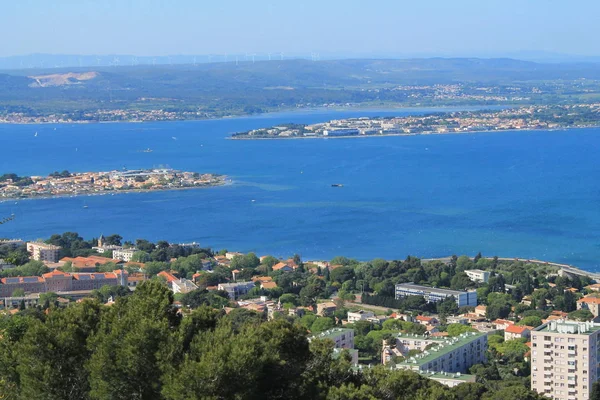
[0,280,546,400]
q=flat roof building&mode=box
[464,269,490,283]
[395,283,477,308]
[391,331,487,374]
[310,328,355,350]
[26,242,61,263]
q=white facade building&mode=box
[464,269,490,283]
[395,283,477,308]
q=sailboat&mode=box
[34,132,38,137]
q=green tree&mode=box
[131,250,152,263]
[311,317,335,333]
[15,300,103,400]
[447,323,476,336]
[11,288,25,297]
[86,280,179,399]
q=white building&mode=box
[310,328,355,349]
[395,283,477,308]
[92,245,123,254]
[390,332,487,373]
[464,269,490,283]
[26,242,61,263]
[171,278,198,294]
[0,239,25,249]
[112,248,137,262]
[347,310,375,323]
[531,320,600,400]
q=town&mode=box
[1,232,600,398]
[0,168,225,199]
[232,103,600,139]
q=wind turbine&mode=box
[112,57,120,67]
[193,56,197,66]
[280,52,285,61]
[235,55,239,66]
[96,57,101,66]
[152,58,157,66]
[268,53,272,61]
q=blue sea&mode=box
[0,108,599,270]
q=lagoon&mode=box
[0,108,599,270]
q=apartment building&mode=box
[112,248,137,262]
[395,283,477,307]
[464,269,490,283]
[26,242,61,263]
[530,320,600,400]
[310,328,355,349]
[390,332,487,374]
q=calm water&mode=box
[0,109,599,270]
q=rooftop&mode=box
[415,370,476,382]
[396,282,473,296]
[395,331,486,368]
[534,320,600,335]
[311,328,354,341]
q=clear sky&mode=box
[2,0,599,57]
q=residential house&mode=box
[505,325,532,341]
[316,301,337,316]
[577,296,600,318]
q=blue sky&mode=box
[2,0,599,57]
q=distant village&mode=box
[232,103,600,139]
[0,169,225,199]
[2,233,600,396]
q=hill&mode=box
[2,58,600,122]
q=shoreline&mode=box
[0,178,231,203]
[229,125,591,140]
[0,103,518,126]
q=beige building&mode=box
[530,320,600,400]
[577,296,600,318]
[26,242,61,263]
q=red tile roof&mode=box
[505,325,530,334]
[157,271,178,283]
[578,296,600,305]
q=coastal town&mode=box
[2,232,600,398]
[0,168,225,200]
[232,103,600,139]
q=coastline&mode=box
[229,125,588,140]
[0,103,516,126]
[0,178,231,203]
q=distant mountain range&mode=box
[1,52,600,70]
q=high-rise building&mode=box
[530,320,600,400]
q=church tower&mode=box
[98,234,105,247]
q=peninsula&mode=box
[0,169,225,200]
[231,104,600,139]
